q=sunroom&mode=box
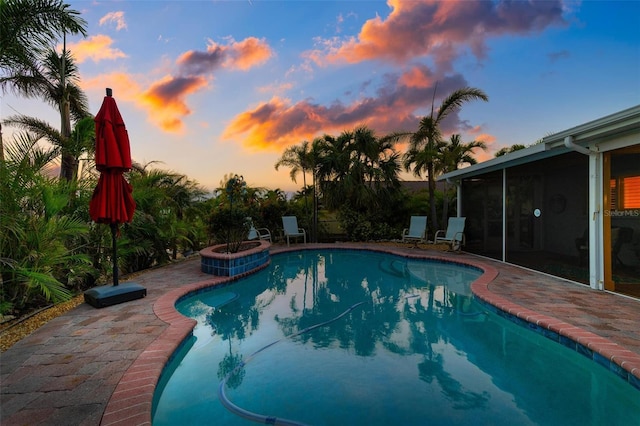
[439,105,640,298]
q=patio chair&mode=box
[282,216,306,246]
[434,217,466,251]
[246,217,271,242]
[402,216,428,244]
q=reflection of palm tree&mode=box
[275,253,411,356]
[214,250,489,412]
[402,284,489,409]
[418,357,489,409]
[217,339,245,389]
[205,271,286,391]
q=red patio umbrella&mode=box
[86,88,145,307]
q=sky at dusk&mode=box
[2,0,639,193]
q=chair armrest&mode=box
[257,228,271,241]
[453,232,465,245]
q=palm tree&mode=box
[439,134,487,172]
[402,86,488,232]
[2,48,90,181]
[0,0,86,72]
[275,141,313,190]
[275,140,318,239]
[495,144,526,157]
[438,133,487,223]
[313,126,403,241]
[0,0,87,162]
[316,126,401,213]
[315,133,350,209]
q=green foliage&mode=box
[117,167,208,271]
[495,144,527,157]
[1,0,87,76]
[338,207,397,241]
[1,18,490,320]
[256,189,288,233]
[402,86,488,233]
[1,136,91,315]
[209,208,250,253]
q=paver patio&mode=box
[1,243,639,426]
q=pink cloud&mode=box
[223,69,493,152]
[224,37,273,70]
[89,37,274,133]
[82,72,208,133]
[66,35,127,63]
[177,37,272,75]
[307,0,566,70]
[140,75,209,132]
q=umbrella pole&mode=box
[110,223,119,286]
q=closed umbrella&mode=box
[85,88,146,308]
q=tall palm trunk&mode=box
[428,162,438,232]
[59,93,75,181]
[0,123,4,162]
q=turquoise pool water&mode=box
[152,250,640,425]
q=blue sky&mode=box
[2,0,639,193]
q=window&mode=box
[610,175,640,210]
[622,176,640,209]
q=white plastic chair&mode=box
[434,217,466,251]
[282,216,306,246]
[246,218,271,242]
[402,216,427,244]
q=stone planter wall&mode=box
[199,240,270,276]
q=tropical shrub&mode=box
[0,135,91,315]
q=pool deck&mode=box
[2,243,639,426]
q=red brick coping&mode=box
[471,276,640,387]
[99,245,640,425]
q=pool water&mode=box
[152,250,640,425]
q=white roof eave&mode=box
[439,104,640,182]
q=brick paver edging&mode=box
[98,245,640,425]
[100,261,272,425]
[471,279,640,390]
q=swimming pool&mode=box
[152,249,640,425]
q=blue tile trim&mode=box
[475,297,640,391]
[201,248,270,277]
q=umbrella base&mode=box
[84,282,147,308]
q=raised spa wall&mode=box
[199,240,270,277]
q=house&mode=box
[400,180,448,194]
[439,105,640,298]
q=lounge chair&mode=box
[246,218,271,242]
[402,216,428,244]
[282,216,306,246]
[434,217,466,251]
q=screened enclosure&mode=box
[443,106,640,299]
